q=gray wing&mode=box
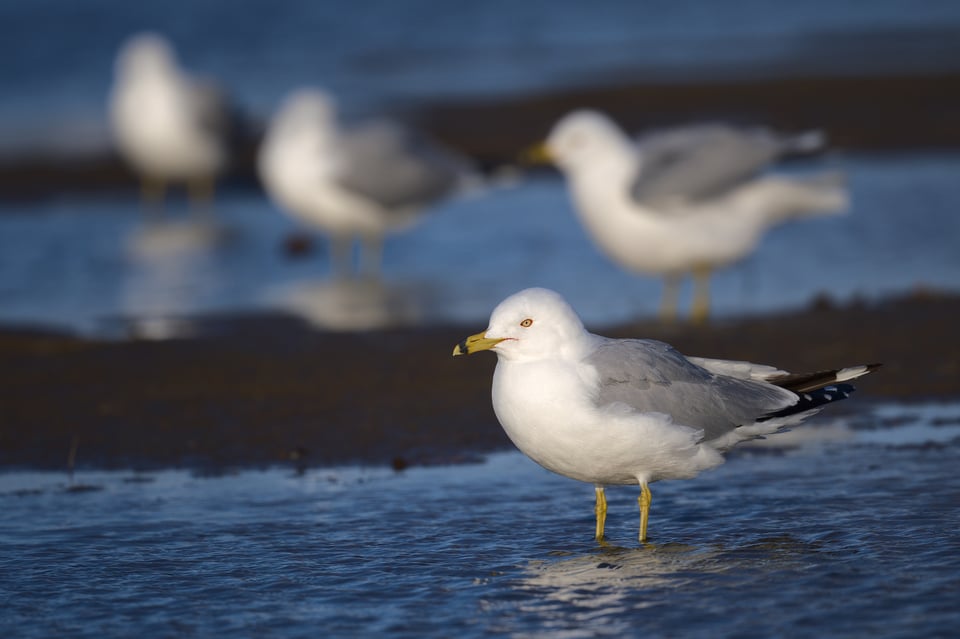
[336,120,467,210]
[631,124,824,207]
[585,338,796,442]
[685,356,786,381]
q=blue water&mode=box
[2,403,959,637]
[1,152,958,334]
[2,0,960,149]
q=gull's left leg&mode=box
[360,233,384,276]
[638,481,652,543]
[690,265,712,325]
[188,175,216,218]
[141,175,166,217]
[329,236,354,277]
[594,485,607,542]
[659,273,681,323]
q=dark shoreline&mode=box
[2,70,960,200]
[416,71,960,169]
[1,290,957,473]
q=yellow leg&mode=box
[690,265,712,325]
[330,236,354,277]
[140,176,166,216]
[188,175,216,217]
[659,273,681,323]
[638,482,652,543]
[360,233,384,276]
[594,486,607,542]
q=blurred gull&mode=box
[454,287,878,543]
[109,33,233,215]
[258,88,473,276]
[274,278,427,331]
[530,111,848,323]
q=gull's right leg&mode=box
[638,481,652,543]
[594,485,608,542]
[187,175,216,218]
[359,233,384,277]
[329,236,354,277]
[690,265,712,325]
[140,175,166,217]
[659,273,681,323]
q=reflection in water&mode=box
[513,536,819,635]
[119,219,231,338]
[515,544,715,633]
[271,276,432,331]
[126,218,231,258]
[1,403,958,638]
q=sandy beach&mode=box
[1,290,955,472]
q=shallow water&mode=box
[2,403,958,637]
[1,152,959,335]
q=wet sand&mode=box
[2,70,959,199]
[1,291,956,472]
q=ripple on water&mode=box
[0,403,958,637]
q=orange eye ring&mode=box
[520,318,533,328]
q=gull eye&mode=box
[520,318,533,328]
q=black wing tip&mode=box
[760,363,880,422]
[761,383,858,421]
[771,362,882,393]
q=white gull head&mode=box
[115,33,177,81]
[479,287,589,362]
[545,110,636,176]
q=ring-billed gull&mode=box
[258,89,473,275]
[528,111,849,323]
[453,287,878,543]
[109,33,233,215]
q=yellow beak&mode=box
[518,141,553,165]
[452,331,505,356]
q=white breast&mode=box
[491,358,724,485]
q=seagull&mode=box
[528,111,849,323]
[258,89,473,276]
[109,32,233,215]
[453,287,878,543]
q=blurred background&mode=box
[1,0,959,334]
[3,6,960,635]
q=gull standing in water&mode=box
[109,32,233,216]
[258,89,473,276]
[454,287,877,543]
[528,111,848,323]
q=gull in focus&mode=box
[258,89,473,276]
[109,32,234,216]
[529,111,849,323]
[453,287,878,543]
